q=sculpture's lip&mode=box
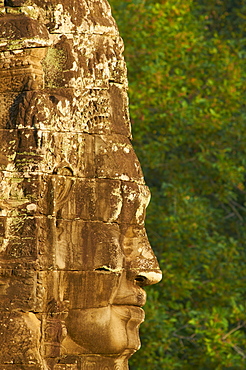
[112,288,147,307]
[112,304,144,308]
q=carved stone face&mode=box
[0,1,161,368]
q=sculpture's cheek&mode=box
[61,270,122,310]
[64,305,144,355]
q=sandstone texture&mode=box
[0,1,162,369]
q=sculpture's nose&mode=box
[135,270,162,287]
[122,224,162,287]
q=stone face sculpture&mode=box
[0,0,162,369]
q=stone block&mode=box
[44,270,121,311]
[120,181,151,225]
[0,312,42,365]
[42,220,123,271]
[55,178,122,222]
[95,134,144,183]
[120,224,160,273]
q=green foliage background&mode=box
[109,0,246,369]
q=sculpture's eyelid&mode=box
[95,266,121,273]
[95,266,111,272]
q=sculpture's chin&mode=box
[65,305,145,355]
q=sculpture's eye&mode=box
[95,266,112,272]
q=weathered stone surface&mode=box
[0,0,162,369]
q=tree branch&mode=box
[232,345,246,359]
[222,321,246,341]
